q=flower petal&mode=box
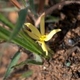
[25,30,39,40]
[41,42,48,55]
[40,13,45,35]
[24,23,41,37]
[45,29,61,41]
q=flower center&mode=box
[39,35,46,41]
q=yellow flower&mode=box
[24,14,61,55]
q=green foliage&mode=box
[0,26,44,55]
[3,50,21,80]
[0,5,44,55]
[0,13,14,29]
[0,5,44,79]
[0,0,60,79]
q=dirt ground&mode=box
[0,1,80,80]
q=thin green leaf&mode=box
[0,27,10,40]
[0,13,14,29]
[19,31,44,55]
[27,59,43,65]
[9,8,27,41]
[3,50,21,80]
[12,59,43,68]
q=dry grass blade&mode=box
[10,0,21,9]
[35,13,45,27]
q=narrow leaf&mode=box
[12,59,43,68]
[27,59,43,65]
[9,8,27,41]
[0,13,14,29]
[3,50,21,80]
